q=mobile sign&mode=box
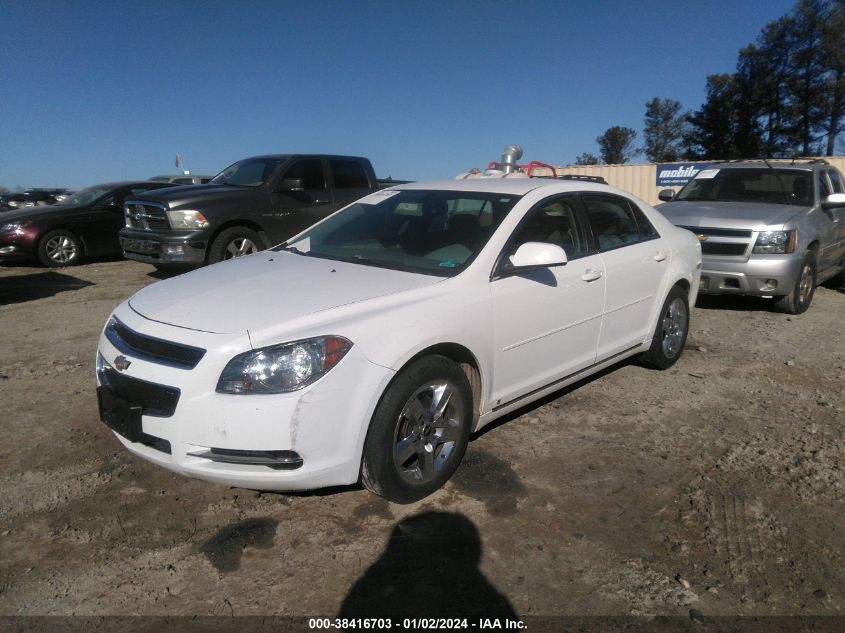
[656,163,714,187]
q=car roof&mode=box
[242,154,368,161]
[387,178,620,196]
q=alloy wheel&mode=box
[224,237,258,259]
[797,263,814,306]
[45,235,77,263]
[661,297,687,359]
[393,381,466,485]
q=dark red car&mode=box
[0,181,177,267]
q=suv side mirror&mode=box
[658,189,676,202]
[822,193,845,209]
[276,178,304,193]
[505,242,568,273]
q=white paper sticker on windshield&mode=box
[361,190,402,204]
[695,169,720,179]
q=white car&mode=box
[96,179,701,503]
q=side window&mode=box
[329,160,369,189]
[818,172,832,199]
[582,194,640,251]
[284,160,326,190]
[507,195,588,259]
[827,170,844,194]
[631,203,660,239]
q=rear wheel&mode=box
[207,227,263,264]
[361,356,473,503]
[775,251,816,314]
[37,229,82,267]
[639,284,689,370]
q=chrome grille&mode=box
[124,201,170,230]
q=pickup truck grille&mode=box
[124,202,170,230]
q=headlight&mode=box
[217,336,353,394]
[752,230,795,254]
[166,209,209,229]
[0,222,24,233]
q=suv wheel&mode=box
[775,251,816,314]
[208,227,263,264]
[361,355,473,503]
[37,229,82,267]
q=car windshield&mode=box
[675,168,812,206]
[210,158,285,187]
[60,185,114,207]
[275,189,522,276]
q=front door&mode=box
[490,194,605,408]
[269,159,335,242]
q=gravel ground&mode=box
[0,259,843,627]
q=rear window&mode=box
[330,160,370,189]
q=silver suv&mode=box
[657,160,845,313]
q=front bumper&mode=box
[120,229,207,265]
[698,254,801,296]
[95,304,394,491]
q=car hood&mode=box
[128,183,258,208]
[657,200,805,230]
[128,251,444,335]
[0,203,83,223]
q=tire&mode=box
[639,284,690,370]
[361,355,473,504]
[207,227,263,264]
[37,229,83,267]
[775,251,816,314]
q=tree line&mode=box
[576,0,845,165]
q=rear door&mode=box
[328,159,375,209]
[580,193,669,361]
[269,159,334,241]
[490,193,605,408]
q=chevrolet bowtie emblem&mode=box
[114,355,131,371]
[696,234,709,242]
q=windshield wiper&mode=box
[279,244,311,256]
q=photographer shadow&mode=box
[338,511,518,621]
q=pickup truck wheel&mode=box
[361,356,472,504]
[638,284,689,370]
[208,227,263,264]
[37,229,82,267]
[775,251,816,314]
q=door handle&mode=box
[581,269,603,282]
[653,252,667,262]
[314,199,331,204]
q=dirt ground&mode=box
[0,258,843,629]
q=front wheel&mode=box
[639,284,690,370]
[775,251,816,314]
[207,227,263,264]
[37,229,82,267]
[361,356,473,504]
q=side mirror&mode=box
[658,189,676,202]
[507,242,568,272]
[276,178,304,192]
[821,193,845,209]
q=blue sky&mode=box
[1,0,797,188]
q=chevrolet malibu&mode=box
[96,179,701,503]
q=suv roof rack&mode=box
[715,157,829,166]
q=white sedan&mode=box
[96,179,701,503]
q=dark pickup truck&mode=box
[120,154,379,267]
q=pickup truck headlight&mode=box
[167,210,210,230]
[217,336,352,394]
[752,230,796,254]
